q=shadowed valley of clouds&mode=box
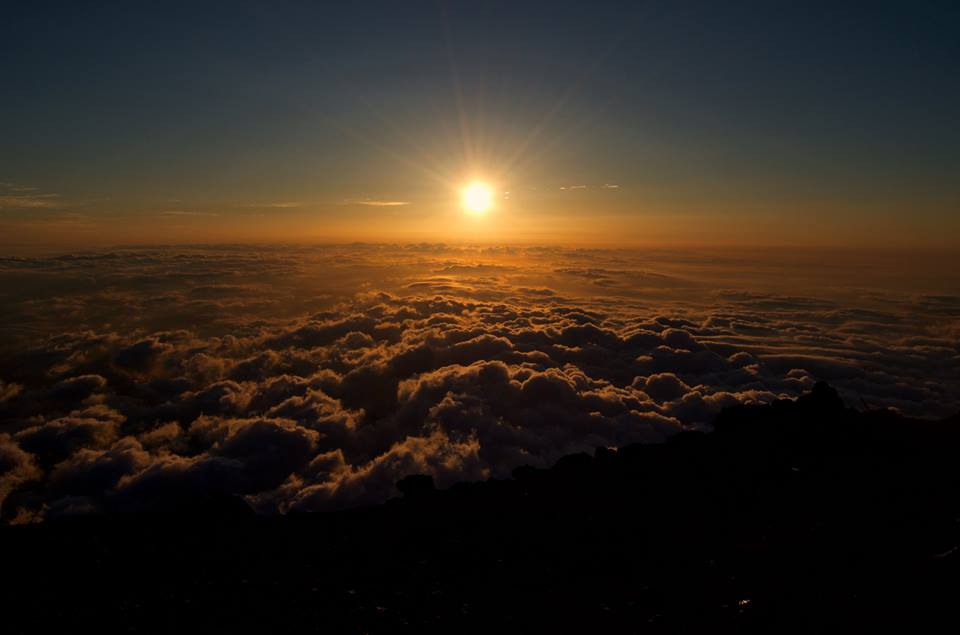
[0,244,957,521]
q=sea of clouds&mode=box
[0,244,957,522]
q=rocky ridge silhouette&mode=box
[3,383,958,633]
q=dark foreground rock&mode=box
[3,383,958,633]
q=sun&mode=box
[462,181,494,214]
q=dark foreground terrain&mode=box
[4,383,959,634]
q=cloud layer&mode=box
[0,244,957,521]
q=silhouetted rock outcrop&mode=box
[396,473,435,498]
[3,384,958,634]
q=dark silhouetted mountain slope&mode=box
[3,383,958,634]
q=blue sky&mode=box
[1,1,958,245]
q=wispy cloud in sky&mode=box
[250,202,303,209]
[160,210,221,217]
[345,199,411,207]
[0,184,62,209]
[0,196,60,209]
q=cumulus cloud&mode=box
[0,435,41,514]
[15,405,123,466]
[0,244,956,521]
[637,373,690,402]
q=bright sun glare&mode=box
[463,181,494,214]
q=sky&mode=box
[1,1,959,247]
